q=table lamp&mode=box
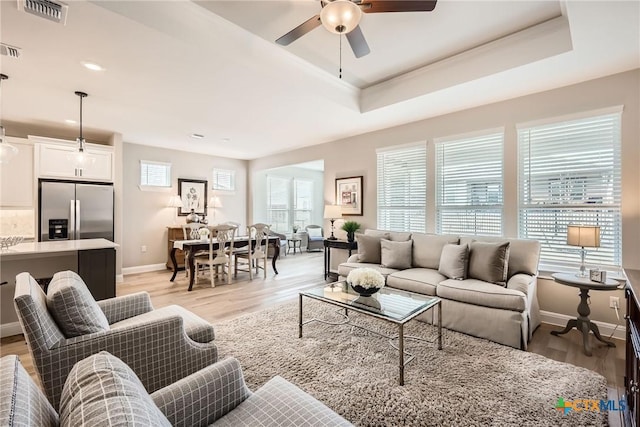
[566,225,600,278]
[168,195,183,224]
[324,204,342,240]
[209,196,223,222]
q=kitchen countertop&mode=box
[0,238,118,259]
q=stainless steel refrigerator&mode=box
[39,180,114,242]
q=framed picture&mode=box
[178,178,208,216]
[335,176,363,216]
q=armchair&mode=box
[304,224,324,252]
[13,271,218,410]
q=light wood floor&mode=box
[1,251,626,425]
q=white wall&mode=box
[122,143,248,269]
[252,166,324,233]
[249,69,640,324]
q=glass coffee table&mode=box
[299,282,442,385]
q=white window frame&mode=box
[517,107,623,272]
[435,129,504,236]
[376,142,427,233]
[139,160,171,191]
[212,168,235,193]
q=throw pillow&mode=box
[307,227,322,238]
[46,270,109,338]
[380,239,413,270]
[438,244,469,280]
[356,233,388,264]
[467,241,511,286]
[59,351,171,427]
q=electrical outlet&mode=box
[141,245,147,253]
[610,296,620,309]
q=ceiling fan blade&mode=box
[360,0,437,13]
[275,14,321,46]
[346,26,370,58]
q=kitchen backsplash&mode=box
[0,209,35,239]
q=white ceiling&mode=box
[0,1,638,160]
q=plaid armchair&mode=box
[13,272,218,410]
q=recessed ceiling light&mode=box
[82,62,104,71]
[221,138,231,143]
[65,119,76,125]
[191,133,204,139]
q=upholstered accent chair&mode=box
[304,225,324,252]
[13,271,218,410]
[235,223,270,280]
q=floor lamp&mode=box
[324,204,342,240]
[209,196,223,223]
[168,195,183,224]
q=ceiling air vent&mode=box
[17,0,68,25]
[0,43,21,59]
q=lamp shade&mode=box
[320,0,362,34]
[324,204,342,219]
[567,225,600,248]
[209,196,223,209]
[168,195,183,208]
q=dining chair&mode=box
[194,224,237,287]
[234,223,270,280]
[181,223,207,278]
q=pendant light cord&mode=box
[79,95,83,140]
[339,34,343,80]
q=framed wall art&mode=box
[178,178,208,216]
[335,176,363,216]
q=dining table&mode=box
[170,236,281,291]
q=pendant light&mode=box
[70,90,95,168]
[0,74,19,164]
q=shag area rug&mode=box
[214,299,608,426]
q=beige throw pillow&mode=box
[356,234,388,264]
[438,244,468,280]
[467,241,511,286]
[380,239,413,270]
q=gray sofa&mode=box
[0,352,352,426]
[338,230,541,350]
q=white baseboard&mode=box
[1,322,22,338]
[122,263,167,276]
[540,310,626,341]
[116,274,124,283]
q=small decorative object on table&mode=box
[589,268,607,283]
[186,209,201,224]
[341,220,361,243]
[292,225,299,234]
[0,236,24,250]
[198,227,210,240]
[347,267,385,296]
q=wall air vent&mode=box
[0,43,21,59]
[17,0,68,25]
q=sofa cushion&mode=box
[338,262,399,279]
[411,233,460,269]
[380,239,412,270]
[110,305,215,343]
[0,355,58,427]
[212,376,352,427]
[460,236,540,278]
[438,244,468,280]
[356,234,387,264]
[468,241,510,286]
[364,229,411,242]
[46,270,110,338]
[59,351,171,427]
[437,279,526,312]
[386,269,446,296]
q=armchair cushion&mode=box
[110,305,215,344]
[46,270,109,338]
[59,351,171,427]
[0,355,58,427]
[307,227,322,238]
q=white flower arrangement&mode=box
[346,268,385,290]
[198,227,210,238]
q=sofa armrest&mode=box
[346,254,360,263]
[152,357,251,427]
[506,274,535,296]
[45,315,217,409]
[97,292,154,324]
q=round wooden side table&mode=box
[550,272,620,356]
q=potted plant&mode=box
[292,225,299,234]
[341,221,361,243]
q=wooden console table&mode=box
[323,239,357,280]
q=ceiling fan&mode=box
[276,0,438,58]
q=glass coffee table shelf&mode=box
[299,281,442,385]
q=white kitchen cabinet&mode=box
[0,137,34,207]
[33,137,114,182]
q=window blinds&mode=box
[140,161,171,187]
[377,144,427,232]
[518,112,622,268]
[435,132,504,236]
[294,179,314,227]
[267,176,290,232]
[212,169,235,192]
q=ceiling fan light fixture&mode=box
[320,0,362,34]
